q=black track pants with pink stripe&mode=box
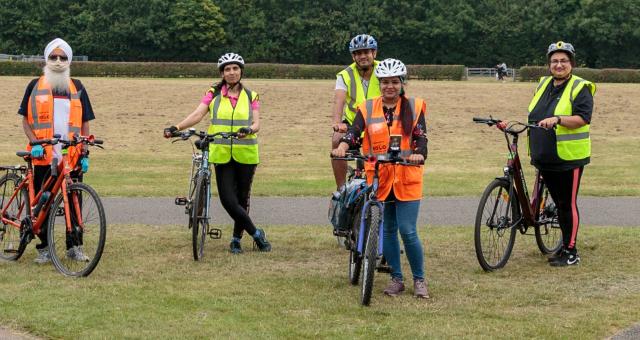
[541,167,584,251]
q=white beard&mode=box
[43,65,71,94]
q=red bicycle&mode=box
[473,117,562,271]
[0,135,106,277]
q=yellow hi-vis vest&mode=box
[208,87,259,164]
[528,75,596,161]
[337,61,381,124]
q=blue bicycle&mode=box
[332,150,421,306]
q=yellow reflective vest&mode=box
[208,87,259,164]
[528,75,596,161]
[337,61,381,124]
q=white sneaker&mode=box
[34,247,51,264]
[66,246,90,262]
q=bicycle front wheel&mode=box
[348,198,365,285]
[535,185,563,254]
[0,174,29,261]
[474,179,518,272]
[48,183,106,277]
[192,174,208,261]
[360,203,380,306]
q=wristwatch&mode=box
[556,116,561,126]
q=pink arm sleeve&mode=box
[200,91,214,106]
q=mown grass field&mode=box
[1,76,639,197]
[0,224,639,339]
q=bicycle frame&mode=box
[1,149,82,237]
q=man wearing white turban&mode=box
[17,38,96,264]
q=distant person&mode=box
[331,34,381,190]
[332,58,430,299]
[164,53,271,254]
[527,41,595,267]
[496,62,508,81]
[18,38,95,264]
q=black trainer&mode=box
[549,250,580,267]
[229,239,243,254]
[253,228,271,252]
[547,245,565,262]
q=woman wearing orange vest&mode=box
[332,59,429,299]
[18,38,95,264]
[164,53,271,254]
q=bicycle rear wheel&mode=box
[48,183,106,277]
[0,174,29,261]
[348,198,365,285]
[192,174,208,261]
[535,185,562,254]
[474,178,518,272]
[360,204,380,306]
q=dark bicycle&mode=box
[473,117,562,271]
[170,128,238,261]
[332,142,422,306]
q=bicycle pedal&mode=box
[175,197,188,206]
[332,229,349,237]
[376,265,393,273]
[56,207,65,217]
[208,228,222,239]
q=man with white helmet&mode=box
[331,34,381,190]
[164,52,271,254]
[332,58,430,299]
[17,38,95,264]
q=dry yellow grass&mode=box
[1,76,638,196]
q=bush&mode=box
[518,66,640,83]
[0,61,466,80]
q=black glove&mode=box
[164,126,178,138]
[237,127,252,135]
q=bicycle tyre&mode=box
[474,178,518,272]
[48,183,106,277]
[360,204,380,306]
[192,174,208,261]
[535,185,563,254]
[348,198,365,285]
[0,174,29,261]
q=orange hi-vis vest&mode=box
[360,96,426,201]
[26,76,83,167]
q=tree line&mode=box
[0,0,638,68]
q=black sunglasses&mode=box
[48,55,68,61]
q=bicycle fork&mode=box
[356,200,384,257]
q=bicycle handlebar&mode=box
[473,117,547,134]
[30,135,104,147]
[331,152,424,166]
[171,128,239,141]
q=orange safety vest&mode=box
[360,96,426,201]
[26,76,83,167]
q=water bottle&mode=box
[32,191,51,217]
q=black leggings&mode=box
[541,167,584,251]
[33,165,83,249]
[214,159,257,239]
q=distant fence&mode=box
[465,67,516,81]
[0,53,89,62]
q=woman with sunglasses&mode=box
[332,58,430,299]
[17,38,95,263]
[164,53,271,254]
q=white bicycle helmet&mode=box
[349,34,378,52]
[547,41,575,58]
[374,58,407,79]
[217,53,245,71]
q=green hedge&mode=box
[518,66,640,83]
[0,61,465,80]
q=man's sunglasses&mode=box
[48,55,68,61]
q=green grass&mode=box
[1,225,639,339]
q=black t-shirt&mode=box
[17,78,96,122]
[528,76,593,171]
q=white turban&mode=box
[44,38,73,64]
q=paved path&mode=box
[102,196,640,227]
